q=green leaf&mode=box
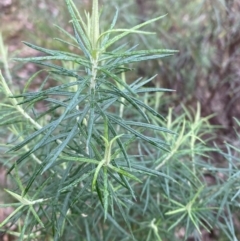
[91,0,99,50]
[108,164,141,183]
[99,87,149,122]
[99,68,135,95]
[124,121,174,134]
[59,169,95,192]
[86,90,95,149]
[135,87,174,93]
[72,23,91,59]
[99,29,155,43]
[61,156,99,165]
[95,103,131,168]
[103,166,109,220]
[103,49,178,59]
[53,37,80,49]
[92,159,106,191]
[0,205,24,228]
[101,8,119,47]
[107,114,167,150]
[104,14,168,49]
[96,180,104,207]
[42,123,79,173]
[66,0,91,53]
[23,69,47,93]
[54,24,78,43]
[119,163,176,182]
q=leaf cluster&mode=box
[1,1,240,241]
[0,0,177,240]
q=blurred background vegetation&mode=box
[1,0,240,240]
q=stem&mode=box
[117,70,126,133]
[90,56,98,90]
[0,34,12,84]
[0,71,76,171]
[0,71,42,130]
[86,54,98,154]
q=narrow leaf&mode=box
[92,159,105,191]
[108,164,141,183]
[105,14,168,49]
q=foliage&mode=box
[0,0,239,241]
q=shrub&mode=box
[0,0,239,240]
